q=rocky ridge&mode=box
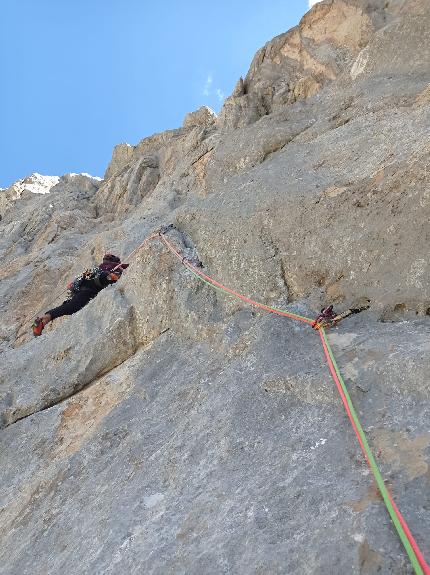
[0,1,429,573]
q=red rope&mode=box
[160,234,313,325]
[319,329,430,574]
[388,493,430,575]
[112,233,159,272]
[319,329,370,461]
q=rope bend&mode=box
[157,231,430,575]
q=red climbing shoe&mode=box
[32,317,45,337]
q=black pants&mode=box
[46,290,97,320]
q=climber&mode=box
[32,253,129,337]
[312,303,370,330]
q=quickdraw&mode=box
[312,304,370,330]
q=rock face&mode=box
[1,1,429,574]
[218,0,388,129]
[0,173,60,218]
[183,106,217,128]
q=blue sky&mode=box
[0,0,312,188]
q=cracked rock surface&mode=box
[0,1,429,573]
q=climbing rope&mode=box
[32,228,430,573]
[157,231,429,575]
[319,329,429,575]
[111,232,159,272]
[159,233,313,325]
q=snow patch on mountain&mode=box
[10,173,60,196]
[1,172,102,198]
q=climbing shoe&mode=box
[32,317,45,337]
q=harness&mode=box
[66,267,105,299]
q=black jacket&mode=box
[79,270,117,293]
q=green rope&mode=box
[270,304,312,323]
[321,328,423,575]
[185,267,313,323]
[178,253,424,574]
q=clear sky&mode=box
[0,0,313,188]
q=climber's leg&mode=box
[47,291,96,320]
[32,291,95,336]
